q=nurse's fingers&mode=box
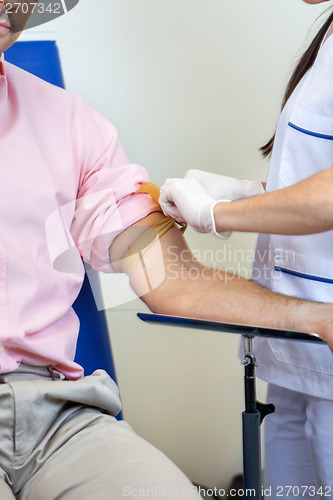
[159,185,184,221]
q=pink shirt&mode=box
[0,55,158,379]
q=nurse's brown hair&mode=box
[261,10,333,158]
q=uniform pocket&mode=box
[268,247,333,375]
[271,246,333,302]
[279,105,333,187]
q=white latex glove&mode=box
[184,169,265,200]
[159,179,232,238]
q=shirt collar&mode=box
[0,53,8,109]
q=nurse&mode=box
[160,1,333,497]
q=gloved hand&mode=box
[159,178,232,238]
[184,169,265,200]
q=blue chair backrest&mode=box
[5,41,122,418]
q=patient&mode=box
[0,2,332,499]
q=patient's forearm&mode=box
[110,213,333,349]
[136,251,321,335]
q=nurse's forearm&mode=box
[214,166,333,235]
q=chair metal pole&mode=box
[242,336,275,499]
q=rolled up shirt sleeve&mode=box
[70,97,159,272]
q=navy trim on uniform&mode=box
[288,122,333,141]
[274,266,333,284]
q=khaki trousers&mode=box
[0,364,201,499]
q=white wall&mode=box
[21,0,330,489]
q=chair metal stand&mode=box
[137,312,323,496]
[241,336,275,498]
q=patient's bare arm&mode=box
[110,212,333,350]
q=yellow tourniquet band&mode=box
[119,183,186,275]
[135,182,187,234]
[135,182,162,205]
